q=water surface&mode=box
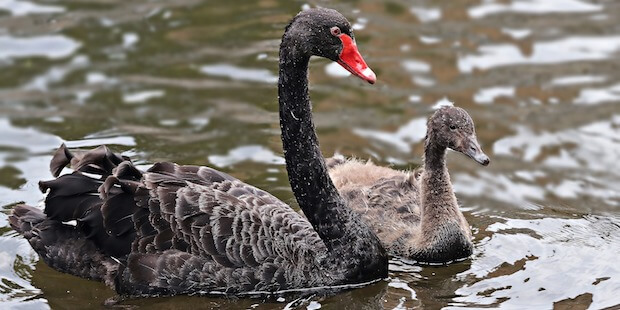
[0,0,619,308]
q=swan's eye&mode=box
[330,26,342,36]
[449,125,457,130]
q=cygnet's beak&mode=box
[462,135,490,166]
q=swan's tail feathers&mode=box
[9,204,45,235]
[41,143,130,225]
[49,143,128,178]
[40,144,142,257]
[9,204,120,287]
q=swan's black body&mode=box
[10,8,387,297]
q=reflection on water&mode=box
[468,0,602,18]
[575,83,620,105]
[550,75,606,87]
[0,0,64,16]
[122,89,165,104]
[0,35,80,60]
[208,145,285,168]
[473,86,515,104]
[200,63,278,84]
[0,0,619,308]
[458,36,620,73]
[353,117,426,153]
[325,62,351,78]
[410,7,442,23]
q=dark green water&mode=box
[1,0,619,308]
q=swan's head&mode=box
[283,8,376,84]
[427,106,490,166]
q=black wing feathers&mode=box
[13,144,331,295]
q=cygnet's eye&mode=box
[449,124,457,130]
[330,26,342,36]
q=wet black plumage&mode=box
[9,8,387,297]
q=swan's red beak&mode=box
[337,34,376,84]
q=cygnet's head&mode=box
[426,106,490,166]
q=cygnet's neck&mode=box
[423,135,447,172]
[420,133,460,226]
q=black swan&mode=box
[9,8,387,297]
[327,106,490,263]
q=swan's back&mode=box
[124,162,330,294]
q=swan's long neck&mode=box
[420,134,460,227]
[278,47,340,233]
[278,38,386,281]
